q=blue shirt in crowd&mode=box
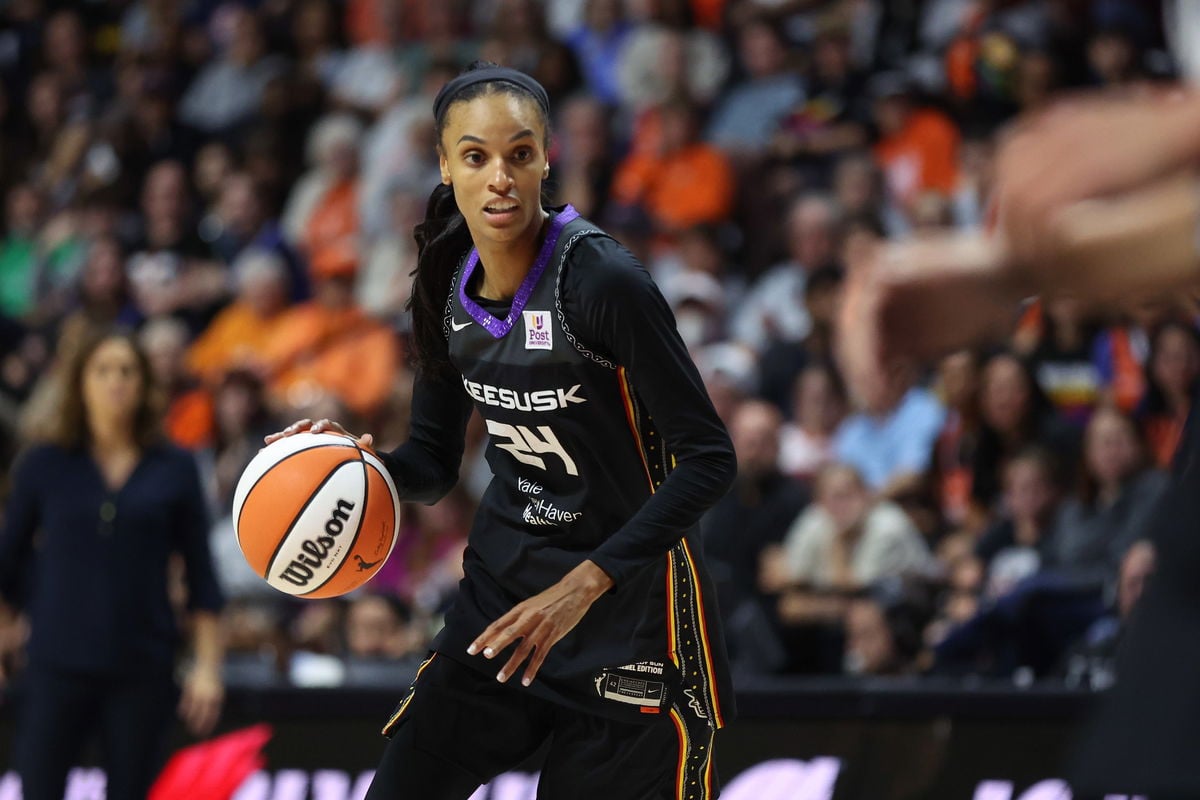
[834,387,947,490]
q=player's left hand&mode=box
[469,560,614,687]
[179,663,224,737]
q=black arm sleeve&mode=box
[376,369,474,504]
[563,236,737,586]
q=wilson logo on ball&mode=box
[276,499,356,588]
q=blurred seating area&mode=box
[0,0,1189,691]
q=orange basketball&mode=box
[232,432,400,598]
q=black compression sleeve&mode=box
[376,369,474,504]
[562,236,736,586]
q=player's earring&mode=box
[543,165,550,179]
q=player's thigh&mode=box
[367,654,553,799]
[537,706,719,800]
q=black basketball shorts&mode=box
[364,653,720,800]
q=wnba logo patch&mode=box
[523,310,552,350]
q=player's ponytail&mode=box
[409,182,471,378]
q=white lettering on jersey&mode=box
[487,421,579,476]
[462,377,586,412]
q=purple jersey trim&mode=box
[458,205,580,339]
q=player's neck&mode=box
[473,212,550,301]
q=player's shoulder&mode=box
[561,226,653,295]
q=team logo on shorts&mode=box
[523,310,552,350]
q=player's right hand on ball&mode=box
[264,418,375,451]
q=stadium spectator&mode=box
[769,19,870,180]
[140,316,213,450]
[970,350,1078,512]
[289,0,348,93]
[258,244,399,421]
[843,582,931,677]
[480,0,582,104]
[830,153,893,236]
[359,61,452,239]
[368,489,471,617]
[198,368,278,516]
[870,72,961,216]
[185,248,292,386]
[1014,297,1105,428]
[551,93,617,223]
[345,593,420,661]
[615,10,729,114]
[974,446,1064,598]
[0,183,43,321]
[703,399,809,671]
[778,361,847,483]
[178,7,287,136]
[52,234,142,354]
[281,113,364,255]
[611,96,735,235]
[1045,407,1167,589]
[1137,320,1200,468]
[762,463,932,624]
[355,180,422,326]
[732,193,842,355]
[706,17,804,156]
[207,171,308,301]
[192,141,236,213]
[564,0,632,106]
[832,365,946,498]
[929,349,983,532]
[128,160,228,328]
[757,263,846,411]
[1092,300,1170,416]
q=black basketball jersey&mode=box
[428,205,735,729]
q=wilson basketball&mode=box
[232,432,401,598]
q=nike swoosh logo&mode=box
[451,319,472,331]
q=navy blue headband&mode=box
[432,67,550,123]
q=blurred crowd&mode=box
[0,0,1191,689]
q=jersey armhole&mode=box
[554,229,620,370]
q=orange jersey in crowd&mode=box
[611,143,734,232]
[186,301,290,386]
[259,304,399,417]
[874,108,961,207]
[304,180,359,268]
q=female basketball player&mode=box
[0,328,225,800]
[269,63,736,798]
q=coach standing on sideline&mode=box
[0,328,225,800]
